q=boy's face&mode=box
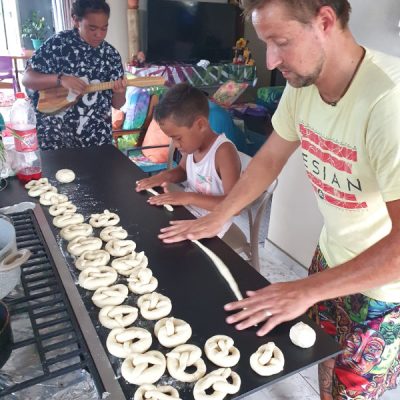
[74,11,109,48]
[159,116,206,154]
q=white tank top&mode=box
[184,134,234,237]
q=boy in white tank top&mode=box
[136,83,241,237]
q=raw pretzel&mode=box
[92,284,128,308]
[53,213,84,228]
[137,292,172,320]
[134,385,180,400]
[193,368,241,400]
[89,209,120,227]
[49,201,77,216]
[106,327,152,358]
[99,305,138,329]
[39,191,68,206]
[28,184,57,197]
[204,335,240,368]
[121,351,166,385]
[60,223,93,241]
[127,267,158,294]
[75,249,110,270]
[25,177,48,189]
[78,266,118,290]
[67,236,102,257]
[105,239,136,257]
[166,344,206,383]
[154,317,192,348]
[250,342,285,376]
[111,251,148,276]
[100,226,128,242]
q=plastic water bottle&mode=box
[7,92,42,183]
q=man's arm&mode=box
[225,198,400,335]
[23,67,88,94]
[158,132,299,242]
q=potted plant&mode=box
[21,11,49,50]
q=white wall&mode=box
[106,0,129,64]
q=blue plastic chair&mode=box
[0,57,17,94]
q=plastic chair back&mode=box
[0,56,17,94]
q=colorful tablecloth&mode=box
[126,63,257,87]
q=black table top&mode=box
[0,145,340,399]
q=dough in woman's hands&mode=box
[289,322,316,348]
[250,342,284,376]
[204,335,240,367]
[55,169,75,183]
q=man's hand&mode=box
[112,77,127,94]
[60,75,88,95]
[224,280,316,336]
[158,211,226,243]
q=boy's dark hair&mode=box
[240,0,351,28]
[154,83,209,127]
[71,0,110,20]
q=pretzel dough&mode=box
[75,249,111,270]
[39,191,68,206]
[55,168,75,183]
[28,184,57,197]
[154,317,192,348]
[107,327,152,358]
[67,236,102,257]
[100,226,128,242]
[53,213,84,228]
[78,266,118,290]
[250,342,285,376]
[121,351,166,385]
[204,335,240,368]
[128,267,158,294]
[25,177,48,189]
[105,239,136,257]
[138,292,172,320]
[89,209,120,227]
[166,344,206,383]
[111,251,148,276]
[60,223,93,241]
[92,284,129,308]
[193,368,241,400]
[49,201,77,216]
[192,240,243,301]
[289,322,316,348]
[134,385,180,400]
[99,305,138,329]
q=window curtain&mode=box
[51,0,74,32]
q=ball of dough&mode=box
[78,266,117,290]
[154,317,192,348]
[99,305,138,329]
[193,368,241,400]
[204,335,240,368]
[106,327,152,358]
[250,342,284,376]
[166,344,206,383]
[121,351,166,385]
[92,284,128,308]
[289,321,316,348]
[55,169,75,183]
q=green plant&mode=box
[21,11,48,41]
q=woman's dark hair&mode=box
[71,0,110,20]
[240,0,351,28]
[154,83,209,127]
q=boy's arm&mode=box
[136,155,187,191]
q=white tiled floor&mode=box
[239,239,400,400]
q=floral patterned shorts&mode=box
[308,247,400,400]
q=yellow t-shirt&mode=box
[272,48,400,302]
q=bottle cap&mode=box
[15,92,25,99]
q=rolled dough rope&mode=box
[192,240,243,301]
[145,188,174,212]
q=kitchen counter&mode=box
[0,145,340,399]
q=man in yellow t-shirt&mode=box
[155,1,400,399]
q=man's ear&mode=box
[72,15,80,29]
[316,5,337,34]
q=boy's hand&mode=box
[148,192,191,206]
[136,176,165,192]
[112,77,127,94]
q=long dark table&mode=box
[0,145,341,399]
